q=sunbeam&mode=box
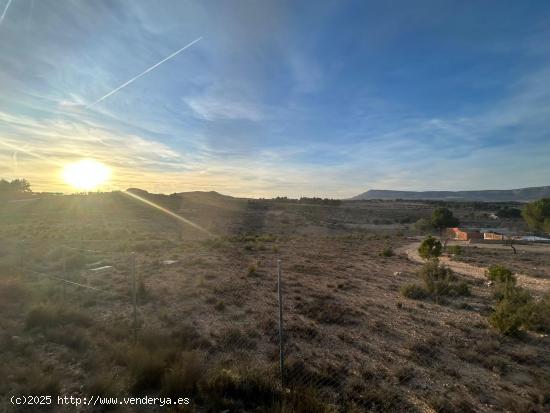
[122,189,214,237]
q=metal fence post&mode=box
[62,248,67,300]
[277,259,285,390]
[131,252,137,344]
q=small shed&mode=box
[484,231,505,241]
[448,227,483,241]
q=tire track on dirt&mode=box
[399,242,550,296]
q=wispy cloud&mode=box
[0,1,550,197]
[185,94,263,122]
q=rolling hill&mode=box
[352,186,550,202]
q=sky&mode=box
[1,0,550,198]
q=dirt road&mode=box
[400,241,550,295]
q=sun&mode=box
[62,159,111,191]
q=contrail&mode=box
[0,0,13,26]
[86,37,202,109]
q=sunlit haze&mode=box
[1,1,549,197]
[62,160,111,192]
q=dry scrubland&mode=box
[452,245,550,279]
[0,192,549,412]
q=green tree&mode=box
[431,207,459,239]
[414,218,433,234]
[10,179,31,192]
[495,206,522,219]
[418,236,442,261]
[522,198,550,234]
[0,178,31,194]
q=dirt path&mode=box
[399,242,550,296]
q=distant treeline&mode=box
[0,178,31,193]
[351,198,523,210]
[253,196,342,206]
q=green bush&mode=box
[401,262,469,300]
[489,288,533,335]
[379,246,394,257]
[418,236,442,260]
[452,281,471,297]
[400,283,428,299]
[414,218,433,233]
[523,294,550,333]
[447,245,463,256]
[419,261,469,297]
[419,261,454,292]
[483,261,550,335]
[486,265,516,284]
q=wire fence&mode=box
[2,236,541,411]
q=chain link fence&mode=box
[2,234,549,412]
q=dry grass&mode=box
[1,194,550,412]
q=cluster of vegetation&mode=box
[0,178,31,194]
[402,236,469,300]
[431,207,460,238]
[522,198,550,233]
[417,236,443,260]
[401,261,469,300]
[487,265,550,335]
[1,274,332,413]
[495,206,522,219]
[446,245,463,256]
[413,207,460,240]
[379,245,394,257]
[263,196,342,205]
[414,218,433,233]
[229,233,278,252]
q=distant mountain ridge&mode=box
[352,186,550,202]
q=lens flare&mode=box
[62,159,111,191]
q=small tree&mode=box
[414,218,433,234]
[0,178,31,194]
[495,207,522,219]
[418,236,442,261]
[522,198,550,234]
[431,207,459,240]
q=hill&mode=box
[352,186,550,202]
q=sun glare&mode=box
[62,159,111,191]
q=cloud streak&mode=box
[1,2,550,197]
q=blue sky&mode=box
[1,0,550,197]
